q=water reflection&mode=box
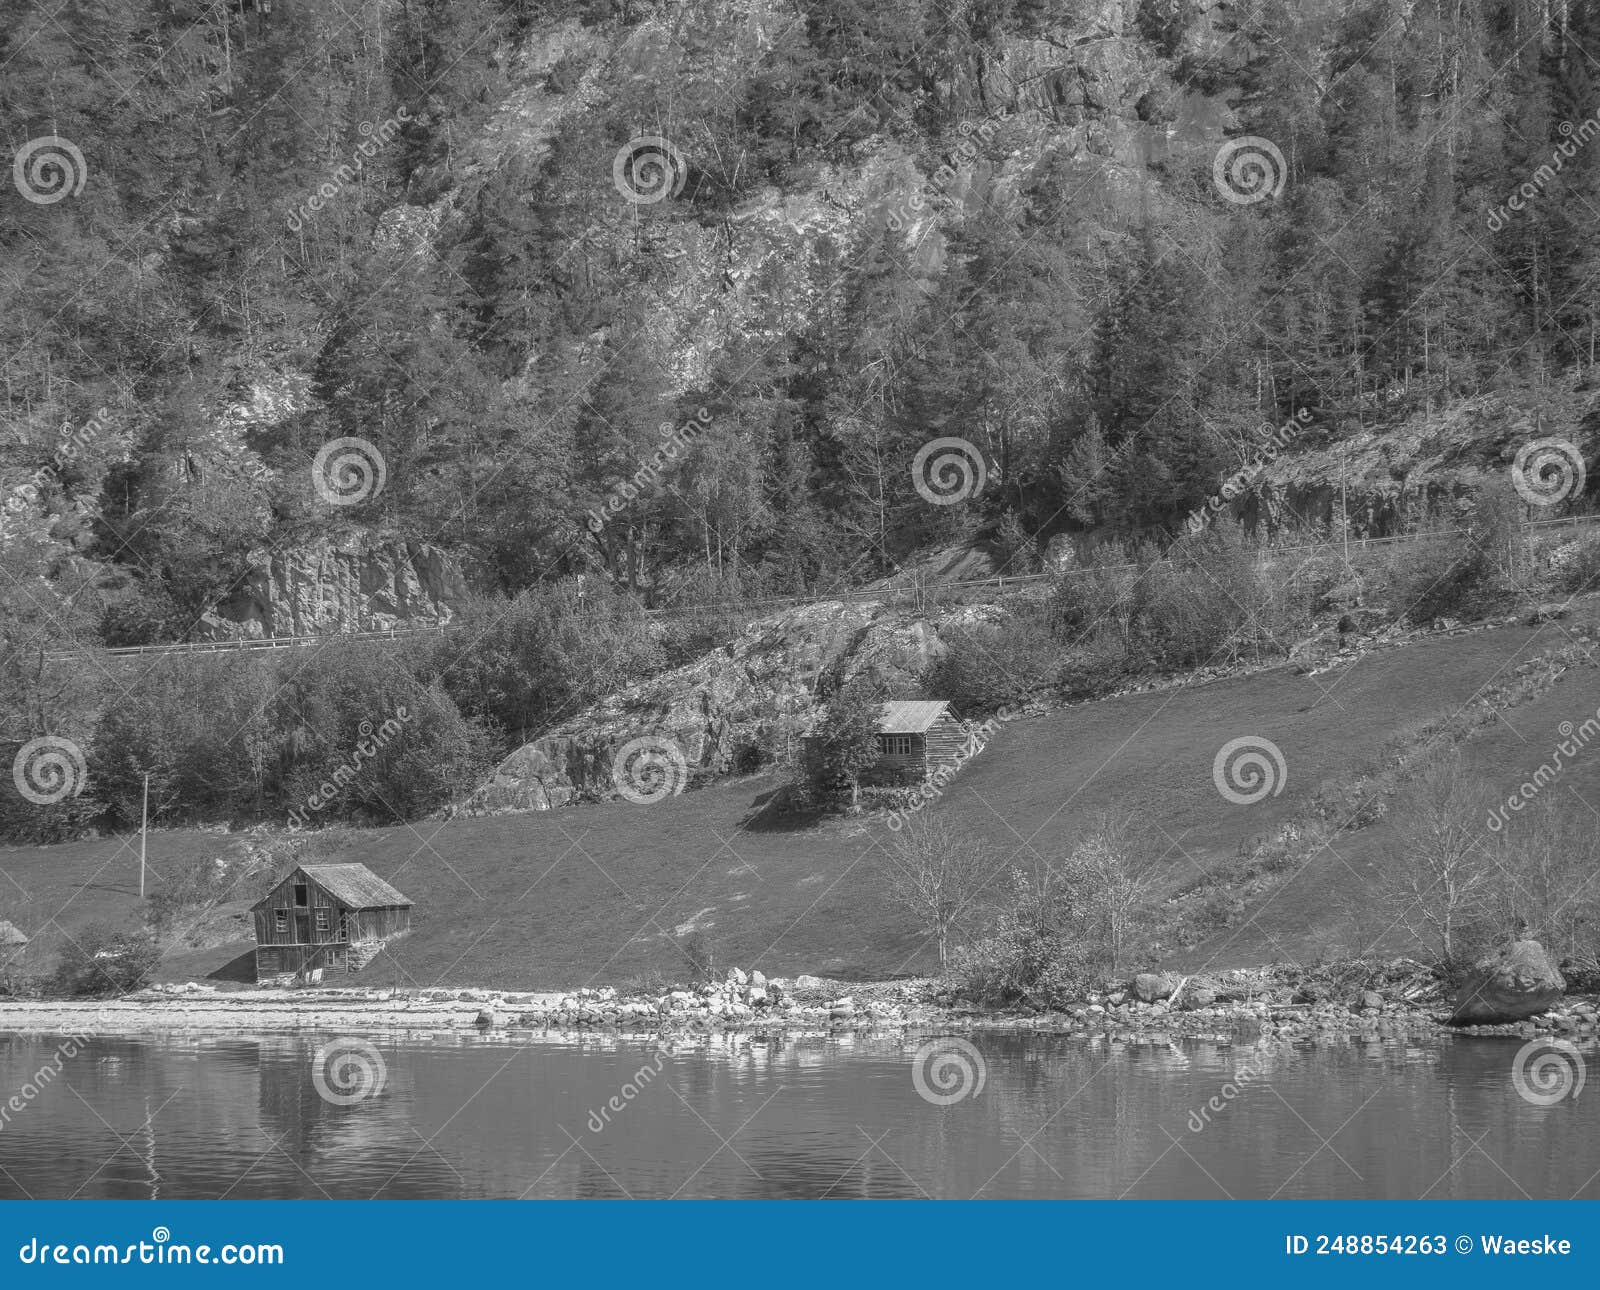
[0,1030,1592,1200]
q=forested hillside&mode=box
[5,0,1600,837]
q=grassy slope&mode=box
[3,617,1595,991]
[1189,630,1600,968]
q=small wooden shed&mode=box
[251,864,412,984]
[866,700,967,784]
[0,919,28,985]
[805,699,968,787]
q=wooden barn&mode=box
[806,699,968,787]
[251,864,412,985]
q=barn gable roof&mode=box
[253,864,411,911]
[877,700,953,734]
[805,699,957,737]
[301,864,411,908]
[0,919,28,946]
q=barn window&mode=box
[315,909,329,933]
[339,912,351,940]
[293,883,308,907]
[274,910,287,934]
[880,734,915,756]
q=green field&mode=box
[4,616,1597,992]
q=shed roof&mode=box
[877,700,953,734]
[255,864,412,910]
[0,919,28,946]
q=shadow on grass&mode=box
[738,785,831,833]
[206,950,258,983]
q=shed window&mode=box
[315,909,329,933]
[274,910,287,934]
[880,734,916,756]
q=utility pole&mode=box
[139,771,149,899]
[1340,446,1351,566]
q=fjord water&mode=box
[0,1031,1592,1199]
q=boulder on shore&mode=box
[1133,972,1178,1003]
[1451,940,1565,1024]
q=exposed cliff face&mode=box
[1247,381,1600,535]
[196,534,470,640]
[453,595,1002,814]
[466,0,1244,401]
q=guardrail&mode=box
[51,513,1600,662]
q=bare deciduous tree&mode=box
[1067,811,1155,975]
[882,815,994,971]
[1489,794,1600,971]
[1379,754,1499,964]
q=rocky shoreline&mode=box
[1,962,1596,1045]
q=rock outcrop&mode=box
[196,534,470,640]
[1250,384,1600,536]
[1451,940,1566,1024]
[451,595,1010,815]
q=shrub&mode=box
[1388,490,1517,624]
[1053,530,1274,673]
[1388,535,1487,623]
[949,868,1105,1006]
[435,582,663,743]
[271,643,495,823]
[802,677,883,807]
[90,654,276,829]
[1056,624,1133,697]
[50,923,162,997]
[927,609,1062,713]
[1556,533,1600,594]
[1139,530,1266,666]
[948,816,1155,1003]
[1053,540,1137,643]
[0,739,99,843]
[679,930,717,985]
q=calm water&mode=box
[0,1030,1594,1199]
